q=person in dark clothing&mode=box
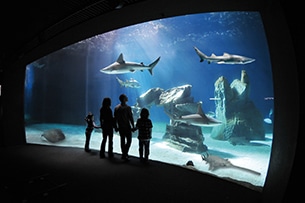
[99,97,116,158]
[84,112,98,152]
[135,108,153,162]
[114,94,136,160]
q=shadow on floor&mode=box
[1,144,262,202]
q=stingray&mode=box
[41,129,65,143]
[201,153,261,175]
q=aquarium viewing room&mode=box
[0,0,302,202]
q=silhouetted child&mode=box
[84,112,98,152]
[135,108,153,162]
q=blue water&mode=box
[25,11,273,125]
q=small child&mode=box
[135,108,153,162]
[84,112,98,152]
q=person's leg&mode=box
[125,130,132,158]
[108,132,114,157]
[119,131,126,159]
[100,133,107,158]
[139,139,144,161]
[144,141,150,161]
[84,129,92,152]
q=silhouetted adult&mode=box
[135,108,153,162]
[84,112,98,152]
[114,94,135,160]
[99,97,116,158]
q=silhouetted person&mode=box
[135,108,153,162]
[99,97,116,158]
[84,112,98,152]
[114,94,136,160]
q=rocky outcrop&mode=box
[133,70,265,148]
[136,87,164,108]
[163,122,207,152]
[211,70,265,145]
[159,85,194,105]
[135,84,208,153]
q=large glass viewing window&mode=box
[24,11,274,191]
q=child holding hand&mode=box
[135,108,153,162]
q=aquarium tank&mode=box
[24,11,274,191]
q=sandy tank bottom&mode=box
[25,122,272,191]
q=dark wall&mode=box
[1,67,26,146]
[280,0,303,201]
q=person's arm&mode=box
[148,120,153,138]
[93,121,100,128]
[128,106,136,131]
[149,119,153,128]
[134,119,140,131]
[128,106,135,128]
[113,107,119,131]
[99,108,103,129]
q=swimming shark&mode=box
[116,77,140,88]
[164,102,222,127]
[100,53,161,75]
[194,46,255,65]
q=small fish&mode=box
[263,118,272,124]
[268,108,273,117]
[264,108,273,124]
[264,97,274,100]
[209,97,221,101]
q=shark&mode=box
[100,53,161,75]
[194,46,255,65]
[116,77,140,88]
[164,102,222,127]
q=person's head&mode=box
[102,97,111,107]
[140,108,149,119]
[119,94,128,103]
[87,112,94,119]
[186,160,194,166]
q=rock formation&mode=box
[211,70,265,145]
[133,69,265,149]
[135,84,208,153]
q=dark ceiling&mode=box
[0,0,146,67]
[0,0,301,70]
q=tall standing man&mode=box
[114,94,136,160]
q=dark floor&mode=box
[0,144,263,202]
